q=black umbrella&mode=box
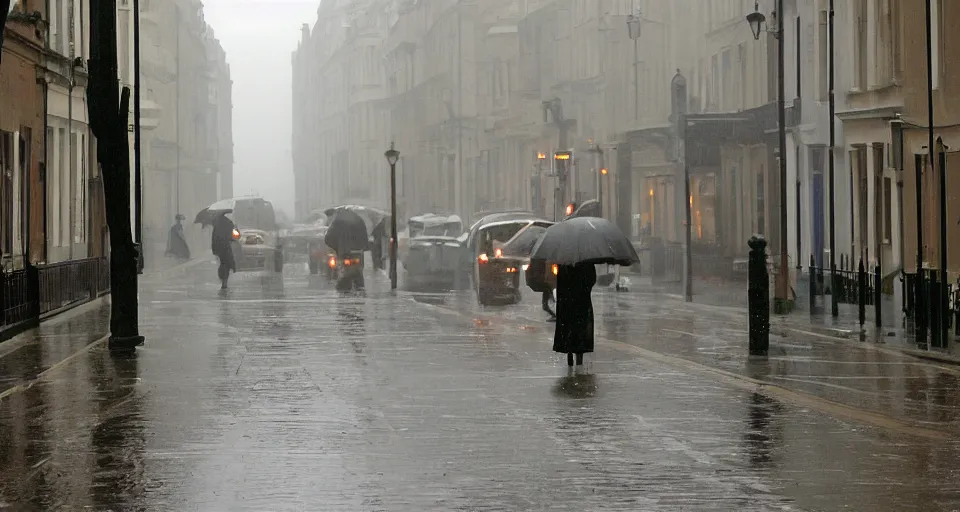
[324,209,369,253]
[530,217,638,266]
[194,207,233,227]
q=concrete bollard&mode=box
[748,236,769,357]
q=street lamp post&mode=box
[384,143,400,290]
[748,0,790,313]
[626,11,641,121]
[588,143,605,216]
[827,0,838,317]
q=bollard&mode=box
[857,259,866,329]
[274,243,284,273]
[748,236,770,356]
[874,264,882,328]
[809,255,816,313]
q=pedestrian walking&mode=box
[165,213,191,261]
[553,262,596,366]
[211,212,237,289]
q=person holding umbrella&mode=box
[530,217,639,367]
[211,211,238,289]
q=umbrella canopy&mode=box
[564,199,600,220]
[324,209,369,253]
[530,217,639,266]
[194,207,232,226]
[324,205,389,234]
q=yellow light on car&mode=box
[494,248,503,258]
[552,264,559,276]
[478,253,489,263]
[505,267,517,273]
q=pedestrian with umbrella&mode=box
[210,211,238,289]
[530,217,639,366]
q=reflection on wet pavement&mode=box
[0,264,959,510]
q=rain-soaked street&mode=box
[2,263,960,511]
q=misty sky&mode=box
[202,0,318,217]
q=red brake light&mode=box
[505,267,517,273]
[328,256,337,268]
[231,229,241,240]
[478,253,489,263]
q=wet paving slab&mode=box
[1,265,960,509]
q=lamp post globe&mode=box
[385,143,400,166]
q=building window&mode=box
[883,177,893,242]
[854,0,868,90]
[817,9,828,101]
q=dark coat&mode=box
[211,214,237,272]
[165,223,191,260]
[553,263,596,354]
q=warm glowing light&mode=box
[522,264,529,271]
[649,188,654,197]
[600,168,608,175]
[537,152,546,160]
[479,253,489,263]
[551,264,559,276]
[689,195,693,207]
[565,204,575,216]
[328,256,337,268]
[494,248,503,258]
[554,153,571,161]
[505,267,517,273]
[231,229,241,240]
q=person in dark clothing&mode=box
[553,262,596,366]
[165,214,191,261]
[371,220,386,271]
[211,212,237,289]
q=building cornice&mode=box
[836,105,902,121]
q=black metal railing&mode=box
[808,253,884,328]
[1,257,110,340]
[901,268,960,348]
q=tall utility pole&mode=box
[133,0,143,272]
[455,0,463,217]
[775,0,789,314]
[88,0,144,351]
[827,0,838,316]
[175,2,182,217]
[927,0,944,346]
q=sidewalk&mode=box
[635,275,960,364]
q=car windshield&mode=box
[232,199,276,231]
[479,222,530,255]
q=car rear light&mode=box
[522,264,529,271]
[494,248,503,258]
[344,258,360,266]
[505,267,517,273]
[328,256,337,268]
[552,264,558,276]
[231,229,241,240]
[478,253,489,263]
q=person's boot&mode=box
[576,353,584,365]
[567,353,574,367]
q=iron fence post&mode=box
[858,259,866,329]
[931,271,941,348]
[748,236,770,356]
[874,264,881,328]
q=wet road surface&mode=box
[1,262,960,510]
